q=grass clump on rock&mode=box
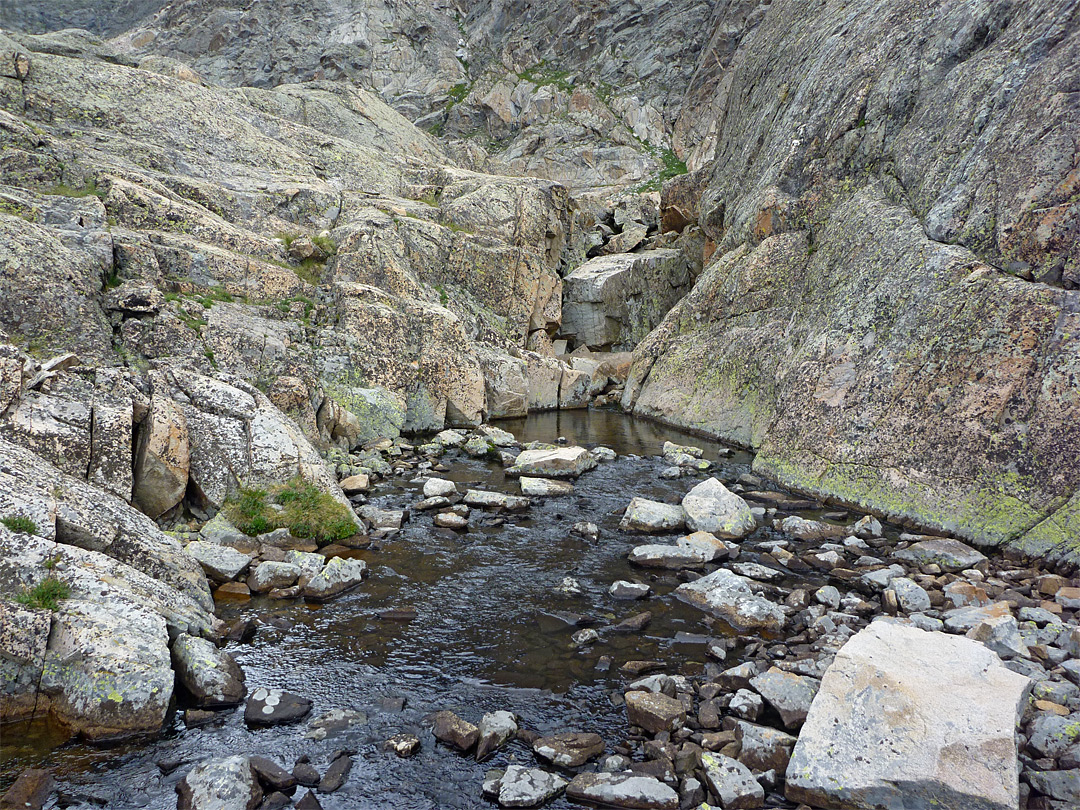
[1,515,39,535]
[16,578,70,611]
[225,478,357,545]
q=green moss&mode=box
[448,82,471,104]
[42,179,105,199]
[15,578,70,612]
[1,515,38,535]
[632,147,688,193]
[225,478,357,546]
[518,61,574,94]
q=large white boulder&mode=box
[681,477,756,538]
[785,621,1032,810]
[506,446,597,478]
[619,497,687,533]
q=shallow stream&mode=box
[1,410,831,808]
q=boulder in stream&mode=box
[565,771,678,810]
[619,498,686,533]
[483,765,568,808]
[171,633,246,708]
[506,447,597,478]
[674,569,785,633]
[681,478,756,538]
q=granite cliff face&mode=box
[0,0,1076,572]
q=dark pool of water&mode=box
[0,410,799,808]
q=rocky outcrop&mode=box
[560,249,693,351]
[621,0,1080,566]
[786,621,1032,810]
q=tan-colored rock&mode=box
[133,391,190,518]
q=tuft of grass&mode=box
[435,284,449,307]
[517,61,573,94]
[1,515,38,535]
[311,234,336,256]
[225,478,357,546]
[43,179,106,199]
[291,258,324,285]
[448,82,470,104]
[15,578,70,611]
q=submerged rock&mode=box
[785,622,1031,810]
[244,689,312,727]
[431,710,479,751]
[565,772,678,810]
[519,476,574,496]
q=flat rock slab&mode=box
[894,536,988,572]
[506,447,597,478]
[619,498,686,533]
[674,569,785,633]
[533,732,605,767]
[184,540,253,583]
[245,689,312,727]
[785,621,1032,810]
[463,489,530,511]
[565,772,678,810]
[519,476,574,496]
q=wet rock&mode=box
[258,792,291,810]
[431,710,479,751]
[749,667,818,730]
[681,478,756,538]
[533,732,605,767]
[463,489,531,511]
[172,633,246,708]
[434,512,470,530]
[610,580,651,600]
[786,622,1031,810]
[735,721,797,772]
[0,769,54,810]
[894,536,988,572]
[423,477,457,498]
[244,689,312,727]
[249,757,297,795]
[477,710,518,761]
[294,792,323,810]
[886,577,931,613]
[176,756,262,810]
[317,752,351,793]
[248,561,301,594]
[483,765,568,808]
[520,476,574,496]
[625,690,686,733]
[572,628,600,647]
[302,557,367,600]
[701,752,764,809]
[620,498,687,533]
[384,733,421,758]
[507,447,597,478]
[184,540,253,583]
[663,441,703,459]
[729,562,782,582]
[674,569,785,633]
[292,761,320,788]
[565,772,678,810]
[571,521,600,540]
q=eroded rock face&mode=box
[785,622,1032,810]
[623,0,1080,565]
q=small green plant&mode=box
[448,82,470,104]
[311,234,336,256]
[1,515,38,535]
[291,258,324,285]
[15,578,70,611]
[42,554,60,571]
[43,179,105,199]
[203,348,218,368]
[517,61,573,93]
[418,191,439,207]
[225,478,357,545]
[276,231,297,248]
[435,284,449,307]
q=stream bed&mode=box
[2,410,844,808]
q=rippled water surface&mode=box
[2,411,774,808]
